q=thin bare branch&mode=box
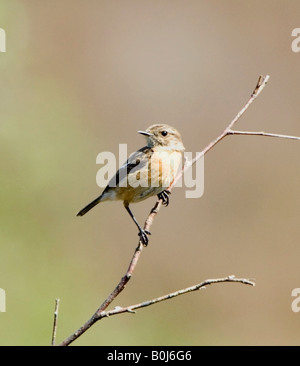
[228,130,300,141]
[51,298,60,346]
[58,242,144,346]
[99,275,255,318]
[170,75,270,190]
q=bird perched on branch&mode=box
[77,124,185,245]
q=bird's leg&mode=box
[124,202,151,246]
[157,189,171,207]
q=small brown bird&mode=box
[77,124,185,245]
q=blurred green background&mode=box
[1,0,300,346]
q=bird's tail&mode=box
[76,195,103,216]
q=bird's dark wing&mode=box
[106,146,153,189]
[77,146,153,215]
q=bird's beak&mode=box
[138,130,153,136]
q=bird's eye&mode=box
[161,130,168,137]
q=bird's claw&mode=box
[138,229,150,246]
[158,190,171,207]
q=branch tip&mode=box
[251,74,270,97]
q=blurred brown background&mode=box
[1,0,300,345]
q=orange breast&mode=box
[104,149,183,204]
[149,149,183,188]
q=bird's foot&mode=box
[158,190,171,207]
[138,229,151,246]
